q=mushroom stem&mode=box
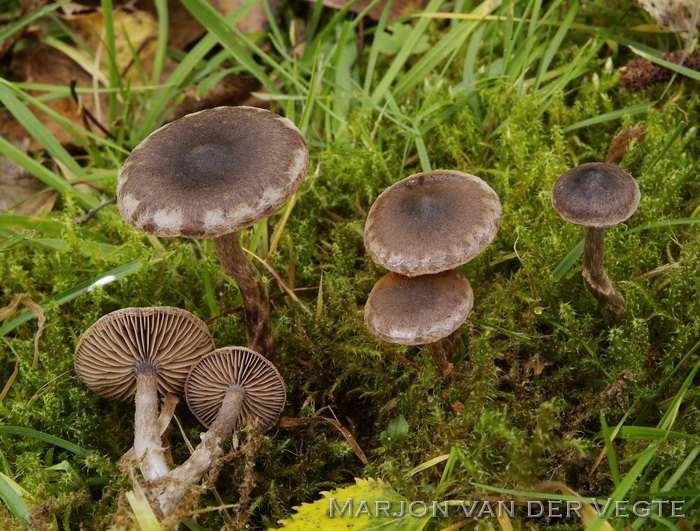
[134,369,170,482]
[426,331,459,381]
[156,386,245,516]
[213,232,273,359]
[582,226,626,323]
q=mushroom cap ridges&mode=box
[364,270,474,345]
[185,347,286,431]
[364,170,502,276]
[117,106,309,238]
[551,163,641,228]
[74,307,214,401]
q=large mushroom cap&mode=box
[117,106,309,238]
[551,162,641,228]
[364,270,474,345]
[185,347,286,430]
[75,307,214,401]
[364,170,502,276]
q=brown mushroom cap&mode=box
[185,347,286,431]
[364,170,502,276]
[551,162,641,228]
[75,307,214,401]
[117,106,309,238]
[364,270,474,345]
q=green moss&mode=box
[1,1,700,528]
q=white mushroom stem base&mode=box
[213,232,274,359]
[582,227,626,323]
[155,385,245,517]
[134,369,170,482]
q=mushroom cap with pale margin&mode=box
[551,163,641,228]
[185,347,286,430]
[364,170,502,276]
[74,307,215,401]
[364,270,473,345]
[117,106,309,238]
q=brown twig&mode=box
[70,80,117,141]
[73,197,116,224]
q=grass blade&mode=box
[0,260,143,337]
[551,238,584,280]
[0,137,97,211]
[562,103,654,132]
[0,472,31,523]
[0,427,89,456]
[0,81,85,178]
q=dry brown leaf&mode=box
[606,125,646,164]
[0,135,58,215]
[0,294,46,368]
[139,0,279,50]
[169,74,261,121]
[61,5,160,83]
[635,0,700,32]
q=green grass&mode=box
[1,0,699,529]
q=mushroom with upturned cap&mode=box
[155,346,286,516]
[365,270,474,380]
[364,170,502,276]
[551,162,641,322]
[117,106,309,359]
[74,307,215,481]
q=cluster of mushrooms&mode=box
[361,162,641,378]
[74,105,642,519]
[75,106,308,519]
[363,170,502,380]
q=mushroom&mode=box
[117,106,309,359]
[364,170,502,276]
[551,162,640,322]
[363,170,501,378]
[74,307,215,482]
[364,270,474,380]
[155,346,286,516]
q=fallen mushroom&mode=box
[74,307,215,481]
[551,162,641,322]
[155,346,286,516]
[364,270,474,380]
[117,106,309,359]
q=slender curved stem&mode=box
[582,226,626,323]
[134,370,170,482]
[156,386,245,516]
[427,330,460,382]
[213,232,274,359]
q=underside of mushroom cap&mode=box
[551,162,641,228]
[364,270,474,345]
[117,106,309,238]
[364,170,502,276]
[185,347,286,431]
[74,307,215,401]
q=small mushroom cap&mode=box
[364,170,502,276]
[551,163,641,228]
[117,106,309,238]
[185,347,286,431]
[364,270,473,345]
[74,307,214,401]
